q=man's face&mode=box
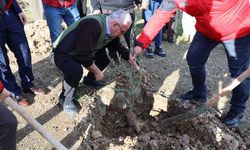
[110,22,130,38]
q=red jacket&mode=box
[0,0,13,14]
[137,0,250,48]
[42,0,75,8]
[0,81,4,93]
[4,0,13,11]
[0,0,22,17]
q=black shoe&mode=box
[168,37,175,43]
[220,112,245,127]
[145,48,154,58]
[154,47,166,57]
[180,90,207,103]
[83,76,106,88]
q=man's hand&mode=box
[128,54,140,71]
[92,9,101,14]
[94,71,104,81]
[133,46,144,57]
[18,12,28,25]
[87,63,104,81]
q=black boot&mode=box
[180,90,207,103]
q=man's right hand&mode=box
[94,71,104,81]
[133,46,144,57]
[87,63,104,81]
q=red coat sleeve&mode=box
[4,0,14,11]
[137,8,176,48]
[0,81,4,93]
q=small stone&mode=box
[91,130,103,139]
[138,134,151,143]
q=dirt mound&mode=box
[81,71,248,150]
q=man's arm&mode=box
[135,0,177,54]
[107,37,130,61]
[90,0,101,14]
[74,19,104,80]
[107,38,138,70]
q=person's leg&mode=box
[143,4,154,58]
[181,32,218,101]
[76,0,87,18]
[56,59,83,114]
[123,12,135,49]
[63,2,80,27]
[167,17,175,43]
[221,34,250,126]
[6,11,34,90]
[151,1,165,57]
[154,29,166,57]
[154,30,163,48]
[43,4,63,43]
[0,14,21,96]
[0,103,17,150]
[145,44,154,58]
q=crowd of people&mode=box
[0,0,249,149]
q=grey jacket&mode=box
[90,0,142,12]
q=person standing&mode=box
[142,0,166,58]
[42,0,80,43]
[0,0,46,106]
[133,0,250,127]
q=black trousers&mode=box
[0,103,17,150]
[55,47,111,88]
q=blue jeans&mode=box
[43,3,80,43]
[0,10,34,96]
[187,32,250,115]
[143,0,162,48]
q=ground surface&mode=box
[6,1,250,150]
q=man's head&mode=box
[108,10,132,38]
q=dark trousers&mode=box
[55,47,111,88]
[142,0,162,48]
[187,32,250,115]
[0,103,17,150]
[0,10,34,96]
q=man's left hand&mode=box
[128,54,140,71]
